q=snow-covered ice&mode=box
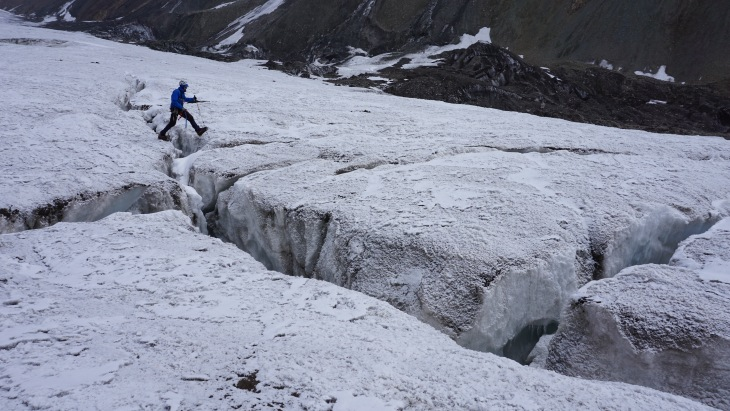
[546,220,730,409]
[1,9,730,409]
[671,217,730,283]
[546,221,730,409]
[0,211,713,410]
[0,12,193,233]
[212,141,730,358]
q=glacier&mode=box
[1,211,713,410]
[546,218,730,409]
[208,143,730,359]
[1,9,729,409]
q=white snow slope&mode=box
[0,10,728,410]
[214,0,286,50]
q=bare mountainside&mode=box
[2,0,729,85]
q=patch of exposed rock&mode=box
[374,43,730,138]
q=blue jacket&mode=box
[170,85,194,110]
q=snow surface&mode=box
[671,217,730,283]
[0,13,194,233]
[338,27,491,77]
[1,10,729,409]
[0,211,713,410]
[635,65,675,82]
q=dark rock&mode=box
[378,43,730,138]
[2,0,729,85]
[262,60,338,79]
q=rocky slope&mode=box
[370,44,730,138]
[2,0,728,85]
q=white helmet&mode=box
[179,80,189,88]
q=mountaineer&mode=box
[158,80,208,141]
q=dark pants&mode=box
[159,108,200,136]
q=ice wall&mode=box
[457,254,576,361]
[596,204,720,279]
[213,157,591,359]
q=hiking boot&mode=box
[158,132,170,141]
[196,127,208,137]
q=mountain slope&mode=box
[1,0,728,84]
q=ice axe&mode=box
[194,101,206,127]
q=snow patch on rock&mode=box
[213,0,286,50]
[635,65,675,82]
[339,27,492,77]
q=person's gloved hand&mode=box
[192,95,198,103]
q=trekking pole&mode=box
[195,102,204,126]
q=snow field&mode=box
[0,13,192,233]
[0,211,714,410]
[1,10,730,408]
[12,2,724,363]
